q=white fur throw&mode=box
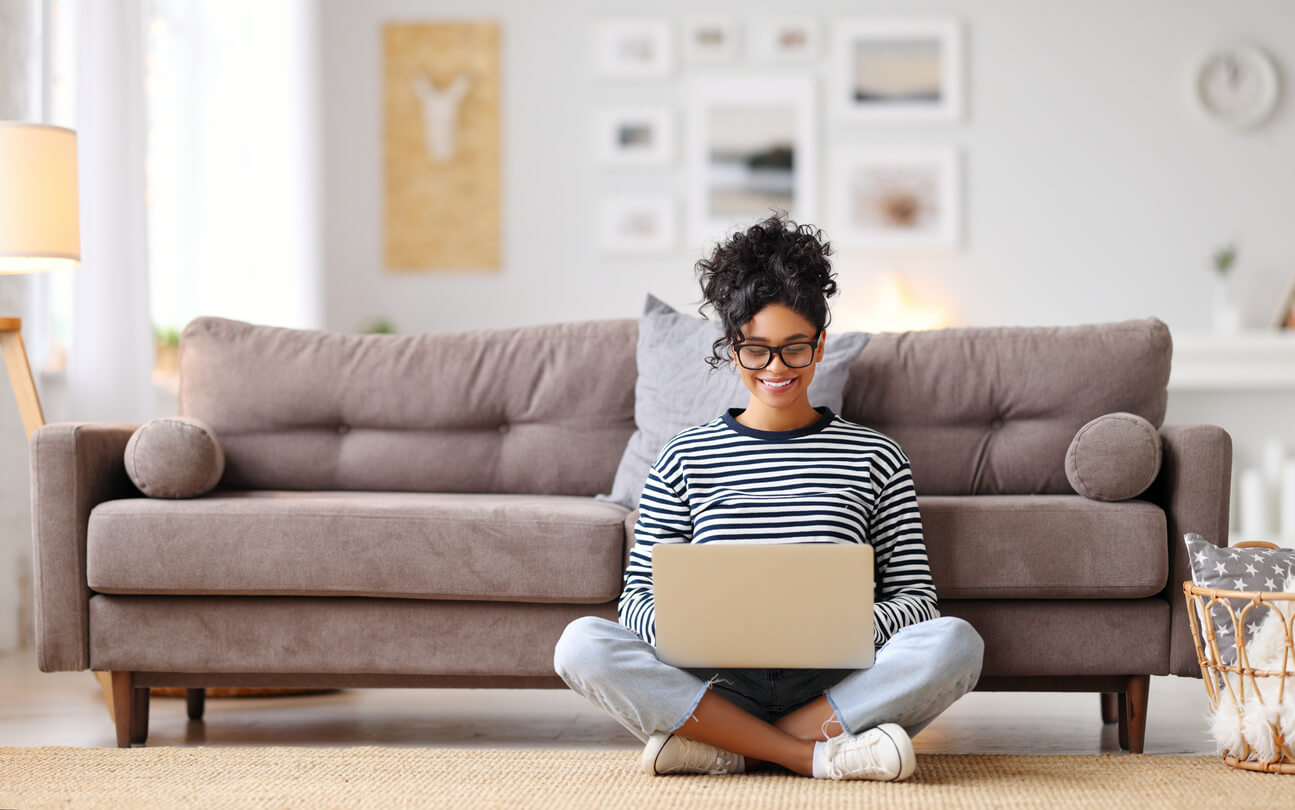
[1207,573,1295,763]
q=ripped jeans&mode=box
[552,615,983,743]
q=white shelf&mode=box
[1169,330,1295,391]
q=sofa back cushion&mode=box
[179,317,638,494]
[181,315,1170,497]
[840,318,1171,495]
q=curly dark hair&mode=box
[696,212,838,370]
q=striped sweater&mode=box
[618,405,939,649]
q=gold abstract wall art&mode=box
[383,22,500,271]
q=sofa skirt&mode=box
[88,594,617,678]
[941,599,1170,677]
[88,594,1171,683]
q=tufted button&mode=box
[498,424,510,434]
[337,424,349,435]
[990,417,1004,429]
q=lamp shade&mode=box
[0,122,80,274]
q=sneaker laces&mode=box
[823,731,894,780]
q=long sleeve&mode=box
[617,463,692,646]
[870,459,940,647]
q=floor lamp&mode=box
[0,122,93,706]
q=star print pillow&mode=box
[1183,532,1295,665]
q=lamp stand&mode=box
[0,317,45,439]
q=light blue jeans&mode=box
[553,615,984,743]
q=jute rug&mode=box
[1,747,1290,809]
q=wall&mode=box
[320,0,1295,338]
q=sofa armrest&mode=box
[31,423,140,672]
[1149,423,1232,677]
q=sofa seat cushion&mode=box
[87,492,630,603]
[921,495,1167,599]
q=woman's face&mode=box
[729,303,825,413]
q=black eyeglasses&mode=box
[732,334,820,370]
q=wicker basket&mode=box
[1185,552,1295,774]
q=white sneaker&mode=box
[641,733,742,775]
[822,723,916,781]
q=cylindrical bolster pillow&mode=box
[124,416,225,498]
[1065,412,1162,501]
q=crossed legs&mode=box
[553,615,983,775]
[668,691,841,775]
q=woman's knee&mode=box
[552,615,613,680]
[934,616,985,682]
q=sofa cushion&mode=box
[86,492,630,603]
[598,293,870,510]
[922,495,1168,599]
[1065,412,1162,501]
[179,317,638,494]
[124,417,225,498]
[841,318,1171,495]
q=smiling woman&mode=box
[553,213,981,782]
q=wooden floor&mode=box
[0,648,1216,754]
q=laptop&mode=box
[652,543,875,669]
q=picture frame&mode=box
[594,20,673,79]
[688,75,817,243]
[595,108,675,167]
[830,148,960,249]
[834,19,964,122]
[598,194,676,255]
[682,18,740,64]
[749,17,820,63]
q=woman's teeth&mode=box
[761,379,794,389]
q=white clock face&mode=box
[1195,44,1280,130]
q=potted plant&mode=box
[1211,243,1241,333]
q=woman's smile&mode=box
[758,376,798,392]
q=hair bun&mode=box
[695,212,837,370]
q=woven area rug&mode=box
[1,747,1289,809]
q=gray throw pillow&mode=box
[1183,532,1295,665]
[597,293,871,510]
[124,416,225,498]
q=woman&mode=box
[554,213,983,780]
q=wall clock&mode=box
[1194,42,1281,131]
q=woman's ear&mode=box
[816,331,826,361]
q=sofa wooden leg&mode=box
[130,687,150,745]
[1123,675,1149,754]
[1100,692,1118,725]
[186,688,206,720]
[1117,692,1129,750]
[110,672,134,748]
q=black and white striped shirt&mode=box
[617,405,939,649]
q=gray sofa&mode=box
[31,315,1232,750]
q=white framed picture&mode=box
[834,19,963,122]
[682,18,740,64]
[831,148,960,249]
[594,20,673,79]
[596,108,675,166]
[689,75,817,243]
[749,17,820,63]
[599,194,676,255]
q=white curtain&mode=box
[148,0,322,333]
[66,0,155,423]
